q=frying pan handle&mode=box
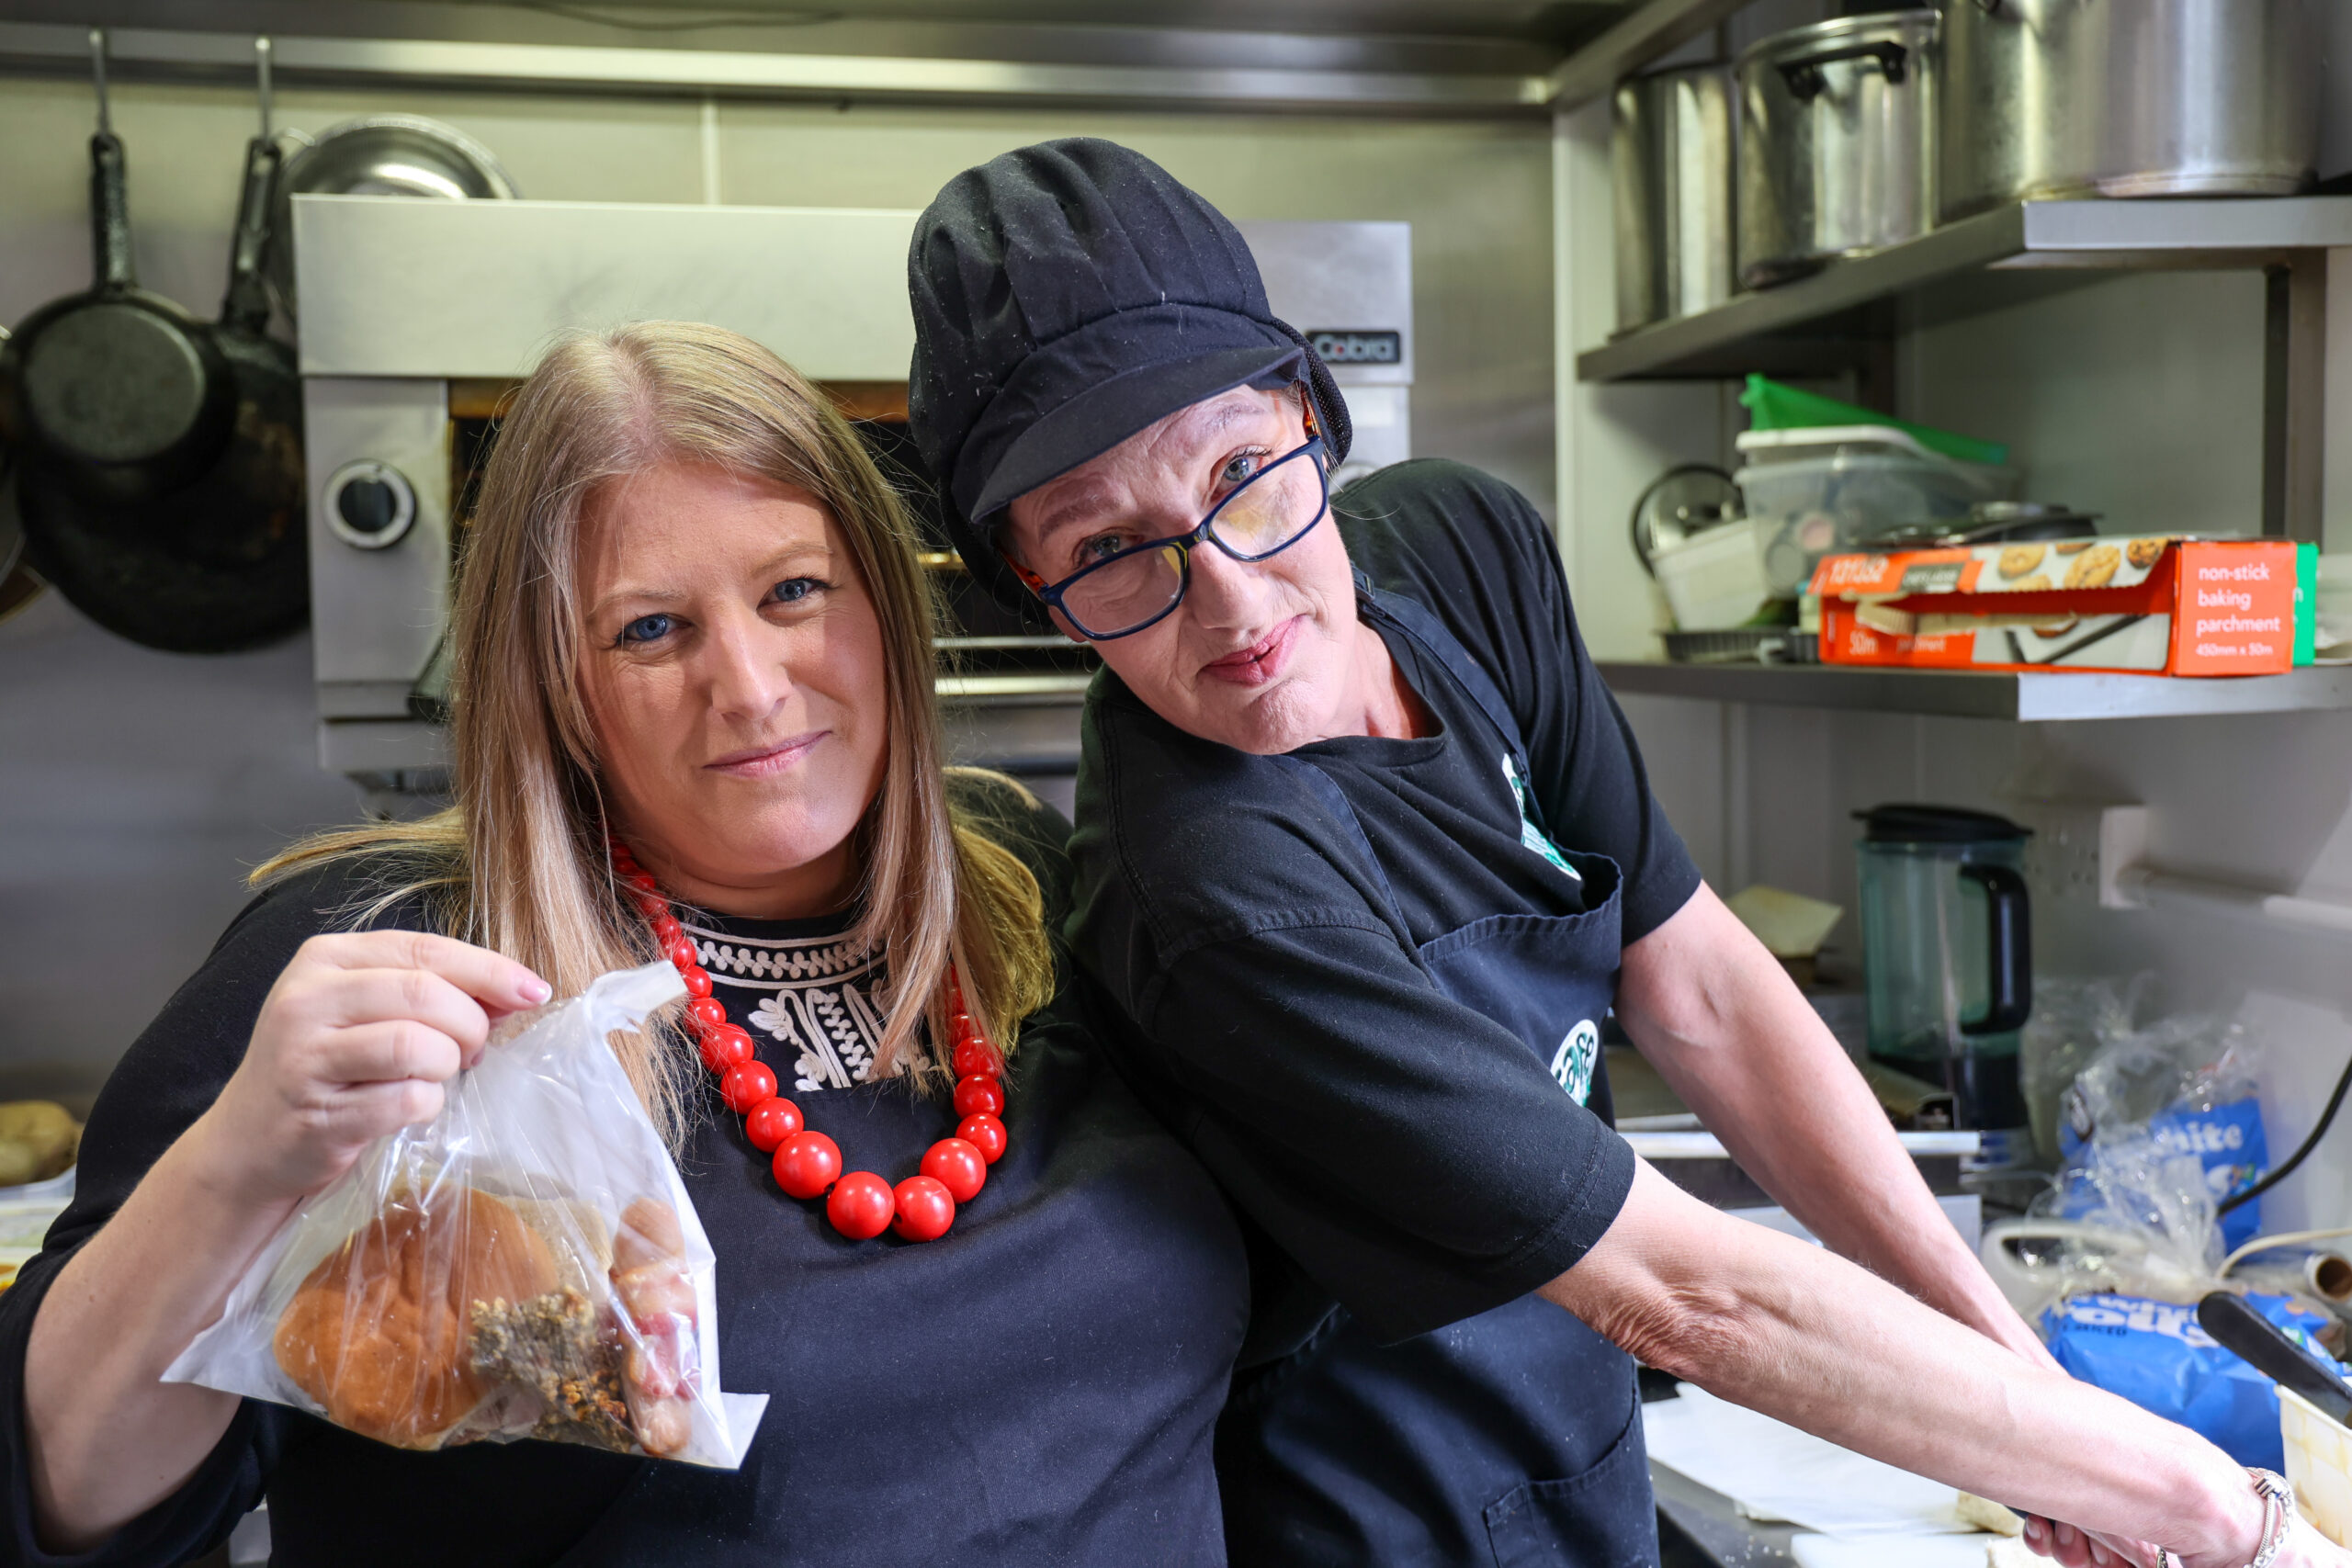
[89,130,134,290]
[221,135,282,331]
[1960,862,2032,1035]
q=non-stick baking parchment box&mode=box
[1809,536,2302,676]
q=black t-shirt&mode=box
[1066,458,1702,1349]
[0,779,1248,1567]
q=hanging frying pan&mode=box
[14,37,306,653]
[0,394,43,628]
[0,31,234,505]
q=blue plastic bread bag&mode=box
[2059,1010,2267,1251]
[2041,1292,2333,1469]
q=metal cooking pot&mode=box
[268,115,520,313]
[1611,63,1736,334]
[1940,0,2321,221]
[1737,10,1939,290]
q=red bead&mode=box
[684,997,728,1036]
[890,1175,956,1242]
[744,1096,803,1153]
[651,914,682,944]
[697,1024,752,1074]
[772,1131,842,1200]
[956,1112,1007,1165]
[610,845,639,870]
[826,1171,895,1240]
[950,1037,999,1078]
[953,1075,1005,1120]
[680,965,713,998]
[720,1060,776,1113]
[664,935,698,971]
[625,871,659,894]
[630,891,668,919]
[922,1137,987,1203]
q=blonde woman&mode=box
[5,322,1247,1566]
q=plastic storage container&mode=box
[2281,1384,2352,1546]
[1649,516,1772,630]
[1740,374,2011,467]
[1737,425,2021,594]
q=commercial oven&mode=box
[292,195,1411,813]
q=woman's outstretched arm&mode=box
[1546,1159,2332,1568]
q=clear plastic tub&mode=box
[1650,517,1773,630]
[2281,1385,2352,1547]
[1736,425,2023,595]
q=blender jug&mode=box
[1856,805,2032,1152]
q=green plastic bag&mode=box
[1740,374,2010,468]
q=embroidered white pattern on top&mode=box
[685,922,888,1092]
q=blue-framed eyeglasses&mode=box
[1005,435,1329,641]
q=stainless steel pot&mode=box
[268,115,520,312]
[1940,0,2320,221]
[1737,11,1939,290]
[1611,64,1735,333]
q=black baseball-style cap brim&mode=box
[969,342,1302,525]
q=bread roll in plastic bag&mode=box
[166,961,765,1467]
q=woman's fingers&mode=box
[301,969,493,1055]
[306,1021,465,1091]
[309,1076,447,1147]
[300,930,550,1015]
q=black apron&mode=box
[1224,584,1657,1568]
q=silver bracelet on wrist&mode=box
[2244,1469,2294,1568]
[2154,1469,2294,1568]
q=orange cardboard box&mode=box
[1808,538,2297,676]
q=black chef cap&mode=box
[906,137,1352,610]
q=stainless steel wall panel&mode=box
[292,195,920,380]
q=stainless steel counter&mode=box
[1655,1461,1803,1568]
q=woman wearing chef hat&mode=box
[904,137,2347,1568]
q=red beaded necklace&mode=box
[611,841,1008,1243]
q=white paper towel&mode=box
[1792,1531,1994,1568]
[1643,1385,1973,1538]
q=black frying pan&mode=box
[0,31,234,504]
[12,35,306,653]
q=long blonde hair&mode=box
[260,321,1053,1145]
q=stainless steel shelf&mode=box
[1600,660,2352,722]
[1577,197,2352,384]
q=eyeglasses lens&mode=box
[1207,455,1320,559]
[1061,543,1186,637]
[1054,446,1325,638]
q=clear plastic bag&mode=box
[2019,976,2135,1166]
[2059,1007,2268,1251]
[166,962,765,1468]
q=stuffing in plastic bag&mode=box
[2057,1007,2268,1251]
[165,962,765,1467]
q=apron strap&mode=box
[1360,584,1555,840]
[1361,585,1532,769]
[1266,752,1408,939]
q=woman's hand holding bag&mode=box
[190,931,552,1208]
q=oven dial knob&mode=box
[325,459,417,550]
